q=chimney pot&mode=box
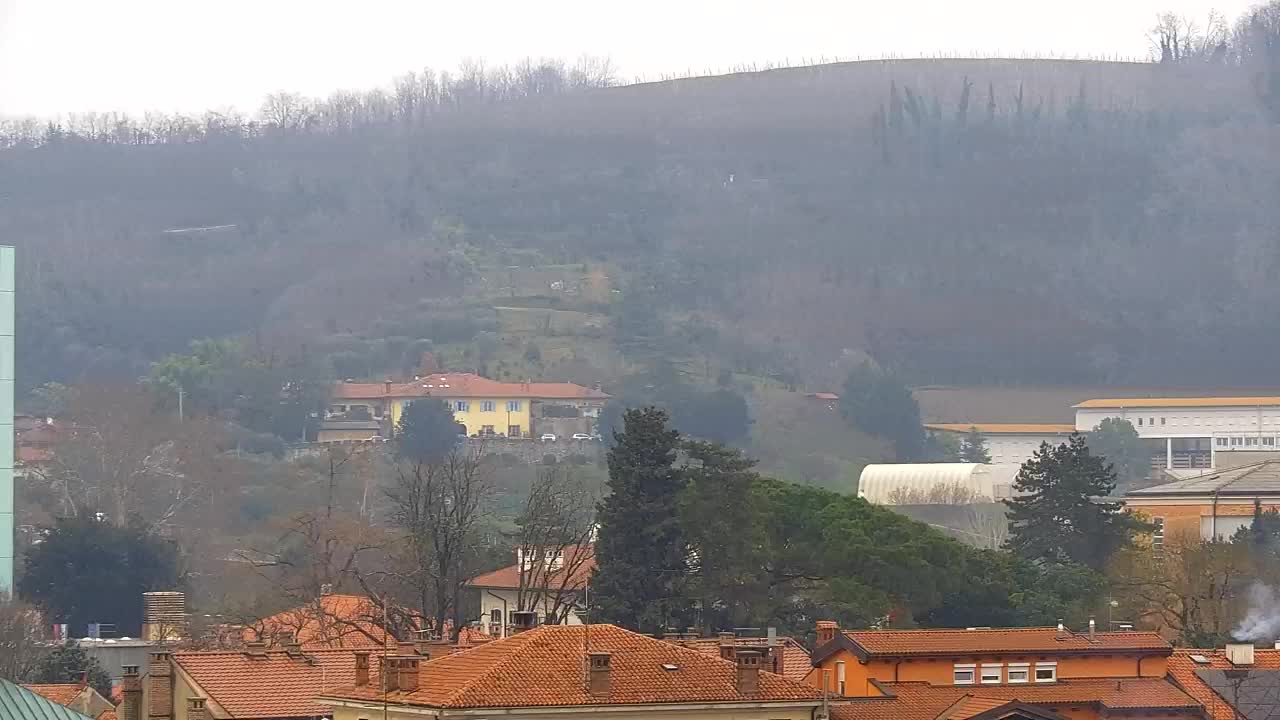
[588,652,611,697]
[736,650,762,695]
[381,658,400,692]
[1056,619,1067,640]
[816,620,839,646]
[319,583,333,596]
[718,632,736,661]
[121,667,143,720]
[1088,616,1097,640]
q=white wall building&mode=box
[1074,396,1280,471]
[925,423,1076,466]
[467,545,593,636]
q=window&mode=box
[1217,437,1229,447]
[980,664,1002,684]
[836,661,846,695]
[953,664,976,685]
[1152,517,1165,554]
[1137,418,1143,426]
[508,424,522,438]
[507,400,523,412]
[1266,437,1275,447]
[1007,664,1029,684]
[490,609,500,623]
[480,424,495,435]
[482,400,496,412]
[1034,663,1057,683]
[455,400,470,412]
[1161,417,1166,425]
[1248,437,1260,446]
[1232,436,1244,446]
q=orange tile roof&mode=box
[1075,396,1280,409]
[244,594,391,649]
[467,547,596,590]
[829,679,1203,720]
[840,627,1170,659]
[173,648,359,719]
[924,423,1077,435]
[333,374,608,401]
[95,709,116,720]
[1168,648,1280,720]
[322,624,823,709]
[680,637,813,683]
[21,686,84,707]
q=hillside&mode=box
[3,53,1278,422]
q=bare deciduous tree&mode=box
[0,598,46,682]
[385,445,493,640]
[886,481,988,505]
[513,465,596,624]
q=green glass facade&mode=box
[0,246,12,595]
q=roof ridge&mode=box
[439,626,552,707]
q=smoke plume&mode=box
[1234,583,1280,642]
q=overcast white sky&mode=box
[0,0,1258,116]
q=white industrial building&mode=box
[858,463,1021,504]
[924,423,1076,466]
[1073,396,1280,472]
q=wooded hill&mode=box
[3,44,1278,398]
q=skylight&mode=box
[1191,654,1211,664]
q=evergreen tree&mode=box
[959,427,991,463]
[1084,418,1149,494]
[839,364,925,460]
[1004,435,1146,570]
[396,399,461,462]
[30,644,114,699]
[591,408,692,632]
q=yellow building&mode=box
[328,373,608,439]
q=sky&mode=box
[0,0,1259,117]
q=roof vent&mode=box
[1227,643,1255,666]
[661,663,679,671]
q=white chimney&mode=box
[1274,640,1280,651]
[1226,643,1255,665]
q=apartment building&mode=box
[809,621,1203,719]
[924,424,1077,466]
[1124,458,1280,542]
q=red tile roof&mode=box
[95,709,116,720]
[467,547,596,590]
[680,637,813,683]
[841,627,1171,659]
[245,594,390,649]
[333,374,608,401]
[173,648,359,719]
[322,624,823,709]
[21,686,84,707]
[1168,648,1280,720]
[829,679,1203,720]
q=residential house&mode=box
[809,621,1204,719]
[21,685,115,720]
[1123,459,1280,543]
[0,679,96,720]
[924,424,1078,467]
[467,545,594,635]
[318,623,829,720]
[140,644,360,720]
[227,592,393,649]
[327,373,608,440]
[1168,645,1280,720]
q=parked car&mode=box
[571,433,593,441]
[540,433,558,442]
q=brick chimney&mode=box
[120,666,142,720]
[736,650,762,695]
[381,657,399,692]
[815,621,839,646]
[354,653,370,687]
[147,651,172,720]
[588,653,611,698]
[718,632,736,661]
[185,698,206,720]
[396,657,421,693]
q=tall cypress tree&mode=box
[1004,435,1145,570]
[591,407,692,632]
[960,427,991,463]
